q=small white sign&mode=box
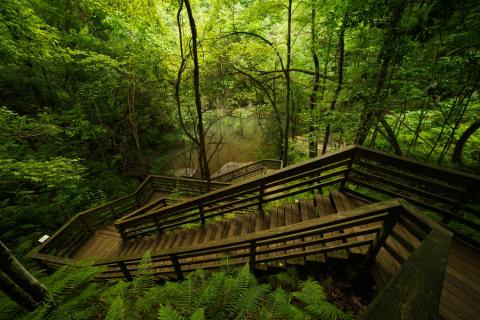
[38,235,50,243]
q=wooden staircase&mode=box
[71,190,371,263]
[28,146,480,319]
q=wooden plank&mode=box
[325,192,348,259]
[360,228,452,320]
[284,205,297,265]
[332,190,359,254]
[267,207,279,268]
[290,203,305,265]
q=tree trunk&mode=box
[184,0,211,182]
[354,0,407,146]
[380,118,403,155]
[0,272,37,311]
[0,241,48,304]
[308,2,320,158]
[322,13,347,155]
[282,0,293,166]
[452,117,480,164]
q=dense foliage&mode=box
[0,257,352,320]
[0,0,479,316]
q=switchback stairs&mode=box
[29,146,480,319]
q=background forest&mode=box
[0,0,479,317]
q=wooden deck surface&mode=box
[71,191,373,262]
[70,190,480,320]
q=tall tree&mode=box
[283,0,293,166]
[322,13,347,155]
[183,0,211,181]
[308,1,320,158]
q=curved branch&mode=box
[221,31,286,74]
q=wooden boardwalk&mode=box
[71,190,370,261]
[30,146,480,319]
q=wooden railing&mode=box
[115,146,480,242]
[114,148,354,240]
[115,177,230,223]
[342,146,480,240]
[96,199,402,280]
[98,198,452,319]
[212,159,283,182]
[30,175,228,259]
[95,199,444,283]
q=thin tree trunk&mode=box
[452,117,480,164]
[0,272,37,311]
[308,2,320,158]
[127,75,147,176]
[322,13,347,155]
[282,0,293,166]
[380,118,403,155]
[0,241,48,304]
[354,0,407,146]
[184,0,211,182]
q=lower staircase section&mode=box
[71,191,371,263]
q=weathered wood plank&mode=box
[360,228,452,320]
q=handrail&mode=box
[30,175,229,258]
[212,159,283,182]
[114,147,355,239]
[344,146,480,236]
[29,199,454,319]
[96,199,405,279]
[115,145,480,243]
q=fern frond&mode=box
[157,305,184,320]
[292,279,351,320]
[292,279,326,306]
[106,296,126,320]
[308,303,352,320]
[228,284,270,320]
[189,308,205,320]
[132,250,155,297]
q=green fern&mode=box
[21,262,103,320]
[189,308,205,320]
[132,250,155,297]
[106,296,126,320]
[157,305,184,320]
[293,279,351,320]
[228,284,270,320]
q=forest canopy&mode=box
[0,0,479,267]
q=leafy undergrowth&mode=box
[0,252,376,320]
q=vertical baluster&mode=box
[258,185,265,214]
[118,261,133,281]
[249,241,257,274]
[171,254,183,280]
[199,205,205,225]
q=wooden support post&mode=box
[118,261,133,281]
[117,225,128,241]
[199,205,205,225]
[249,241,257,274]
[171,255,183,280]
[258,185,264,214]
[363,209,399,270]
[134,194,140,208]
[340,155,355,191]
[109,205,118,219]
[154,218,162,233]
